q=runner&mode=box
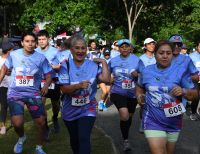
[0,41,13,135]
[109,39,144,151]
[136,40,198,154]
[98,48,111,111]
[35,30,61,138]
[0,32,52,154]
[58,35,110,154]
[169,34,199,119]
[139,37,156,133]
[189,40,200,120]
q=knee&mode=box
[120,115,130,121]
[12,121,24,128]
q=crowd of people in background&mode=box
[0,30,200,154]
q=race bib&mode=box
[16,75,34,86]
[122,80,135,89]
[163,101,186,117]
[41,80,55,89]
[71,95,90,106]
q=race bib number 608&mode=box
[163,101,186,117]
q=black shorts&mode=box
[44,84,61,100]
[110,93,137,113]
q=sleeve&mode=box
[188,58,198,75]
[57,63,70,85]
[137,71,144,87]
[4,55,12,69]
[137,59,145,73]
[42,58,53,75]
[180,72,195,89]
[108,61,112,73]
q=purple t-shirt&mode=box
[5,49,52,99]
[139,64,194,132]
[109,54,144,98]
[58,59,102,121]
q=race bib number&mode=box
[163,101,186,117]
[122,80,135,89]
[71,96,90,106]
[41,80,55,89]
[16,75,34,86]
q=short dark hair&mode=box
[37,30,49,38]
[21,32,37,41]
[196,40,200,47]
[154,40,175,53]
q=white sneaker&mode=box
[0,126,6,135]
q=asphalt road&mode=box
[95,90,200,154]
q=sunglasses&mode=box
[173,42,183,47]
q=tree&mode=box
[19,0,104,36]
[122,0,143,41]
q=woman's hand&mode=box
[131,71,139,78]
[93,58,106,64]
[171,86,185,97]
[79,80,90,89]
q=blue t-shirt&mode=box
[35,46,59,78]
[109,54,144,98]
[172,54,198,106]
[189,51,200,72]
[139,64,194,132]
[140,53,156,67]
[58,59,102,121]
[5,49,52,99]
[172,54,198,75]
[110,50,120,59]
[56,49,72,64]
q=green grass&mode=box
[0,99,114,154]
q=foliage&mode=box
[19,0,104,36]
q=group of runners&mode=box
[0,30,200,154]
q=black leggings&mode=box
[64,116,96,154]
[0,87,8,123]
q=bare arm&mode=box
[171,86,198,101]
[0,64,8,84]
[60,80,90,94]
[41,73,52,96]
[136,84,145,105]
[93,58,111,84]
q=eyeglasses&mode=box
[173,42,183,47]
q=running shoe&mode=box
[123,139,131,151]
[103,102,107,111]
[190,113,199,121]
[13,135,26,153]
[35,146,46,154]
[98,100,104,111]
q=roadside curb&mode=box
[94,125,119,154]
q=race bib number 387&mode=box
[15,75,34,86]
[163,101,186,118]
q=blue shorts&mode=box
[8,97,45,119]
